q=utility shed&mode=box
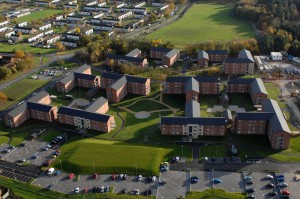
[270,52,282,61]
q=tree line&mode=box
[232,0,300,55]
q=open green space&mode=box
[0,43,55,54]
[54,138,191,175]
[186,189,246,199]
[15,9,62,23]
[126,100,169,112]
[0,78,49,111]
[0,176,153,199]
[146,3,254,48]
[0,135,9,145]
[199,145,226,159]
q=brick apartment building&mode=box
[106,48,148,68]
[164,76,220,102]
[223,49,255,76]
[4,91,57,128]
[197,50,229,67]
[101,72,151,103]
[227,78,268,104]
[160,100,227,138]
[57,97,115,132]
[56,64,100,93]
[150,47,180,67]
[235,99,290,149]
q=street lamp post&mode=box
[59,160,63,172]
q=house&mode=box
[117,11,132,20]
[43,34,60,45]
[227,78,268,105]
[116,2,125,8]
[56,64,100,93]
[0,26,9,33]
[67,15,85,21]
[17,21,27,27]
[10,34,23,42]
[0,20,9,27]
[43,29,54,36]
[223,49,255,76]
[98,1,106,6]
[134,2,146,7]
[14,27,36,34]
[1,30,14,38]
[57,105,115,133]
[78,10,91,16]
[34,1,51,7]
[101,72,150,103]
[36,23,52,31]
[5,0,23,4]
[60,38,78,48]
[4,91,57,128]
[82,28,93,35]
[102,17,120,24]
[206,50,229,63]
[160,4,169,11]
[55,15,64,21]
[63,4,78,9]
[65,33,81,41]
[90,23,113,31]
[84,0,97,6]
[270,52,282,61]
[27,32,44,43]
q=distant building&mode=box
[270,52,282,61]
[150,47,180,67]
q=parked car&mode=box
[281,190,291,195]
[266,183,275,188]
[279,182,288,187]
[247,195,255,199]
[123,174,127,180]
[9,145,15,149]
[159,180,167,185]
[93,173,97,179]
[277,174,285,178]
[119,174,124,180]
[4,149,11,153]
[47,184,54,189]
[57,136,63,140]
[277,177,285,182]
[138,175,142,181]
[213,178,222,184]
[246,180,254,185]
[244,176,252,181]
[104,186,109,192]
[42,146,48,151]
[47,168,55,175]
[191,176,199,183]
[55,170,61,176]
[111,174,117,180]
[20,143,26,147]
[18,158,26,163]
[144,189,152,196]
[74,187,80,194]
[131,189,139,195]
[246,188,255,193]
[265,175,274,179]
[100,186,104,193]
[268,191,277,196]
[31,154,38,159]
[82,188,88,193]
[152,176,156,182]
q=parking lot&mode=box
[33,173,158,196]
[158,171,187,198]
[0,169,32,182]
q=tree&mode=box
[15,50,25,58]
[0,92,8,101]
[55,42,66,51]
[0,67,12,79]
[75,27,81,34]
[169,2,175,11]
[80,35,91,46]
[274,67,284,79]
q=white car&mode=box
[138,175,142,181]
[47,168,55,175]
[74,187,79,194]
[119,174,124,180]
[266,175,273,179]
[152,176,156,182]
[279,182,288,187]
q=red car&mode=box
[82,188,88,193]
[111,174,117,180]
[282,190,291,195]
[93,173,97,179]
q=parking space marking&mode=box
[0,169,33,183]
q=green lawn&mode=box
[15,9,62,23]
[0,43,55,54]
[53,138,191,175]
[146,3,254,48]
[126,100,169,112]
[186,189,246,199]
[228,93,254,111]
[0,135,9,145]
[0,78,49,111]
[199,145,226,159]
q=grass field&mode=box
[146,3,254,48]
[15,9,62,23]
[53,138,191,175]
[186,189,246,199]
[0,43,55,54]
[0,78,49,111]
